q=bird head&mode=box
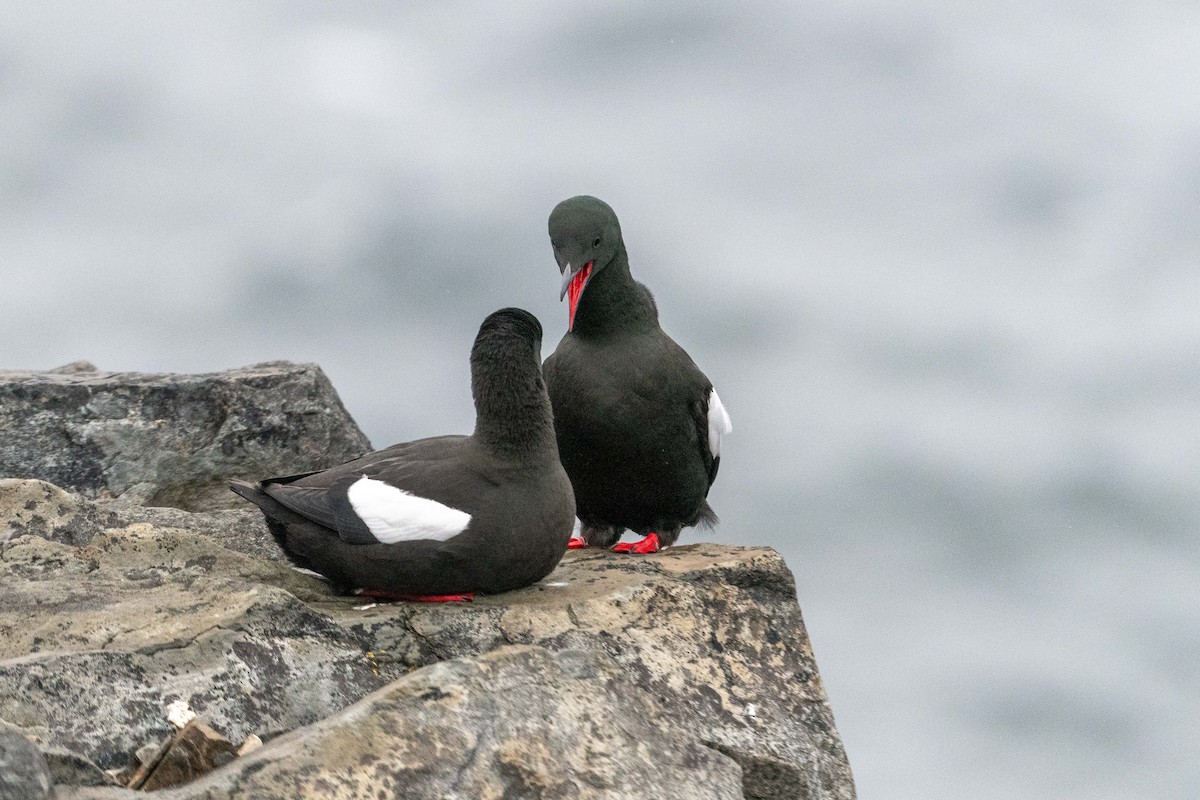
[548,195,622,331]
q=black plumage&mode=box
[542,196,731,553]
[230,308,575,596]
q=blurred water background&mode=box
[2,3,1198,798]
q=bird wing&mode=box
[661,338,730,489]
[705,388,732,460]
[262,435,502,545]
[689,388,723,488]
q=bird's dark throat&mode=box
[567,262,593,331]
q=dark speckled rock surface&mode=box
[0,362,370,511]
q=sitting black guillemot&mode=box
[230,307,575,599]
[542,196,732,554]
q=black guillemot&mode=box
[230,307,575,599]
[542,196,732,554]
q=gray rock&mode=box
[0,729,52,800]
[98,504,284,565]
[0,495,385,775]
[0,478,283,573]
[61,647,746,800]
[0,362,370,511]
[335,545,856,800]
[0,479,119,548]
[45,361,98,375]
[1,481,855,799]
[0,478,281,566]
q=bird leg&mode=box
[356,589,474,603]
[612,533,661,554]
[580,522,622,549]
[567,537,589,549]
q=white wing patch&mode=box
[707,388,732,458]
[346,475,471,544]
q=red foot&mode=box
[567,537,589,549]
[612,533,661,554]
[357,589,474,603]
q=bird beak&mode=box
[560,261,594,331]
[559,262,582,301]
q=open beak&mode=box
[559,261,593,331]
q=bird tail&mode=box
[695,500,719,530]
[228,478,266,505]
[228,479,314,571]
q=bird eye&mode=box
[592,237,602,247]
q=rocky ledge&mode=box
[0,363,854,799]
[0,478,853,799]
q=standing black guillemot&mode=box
[542,196,732,554]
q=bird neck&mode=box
[571,244,659,337]
[471,353,558,461]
